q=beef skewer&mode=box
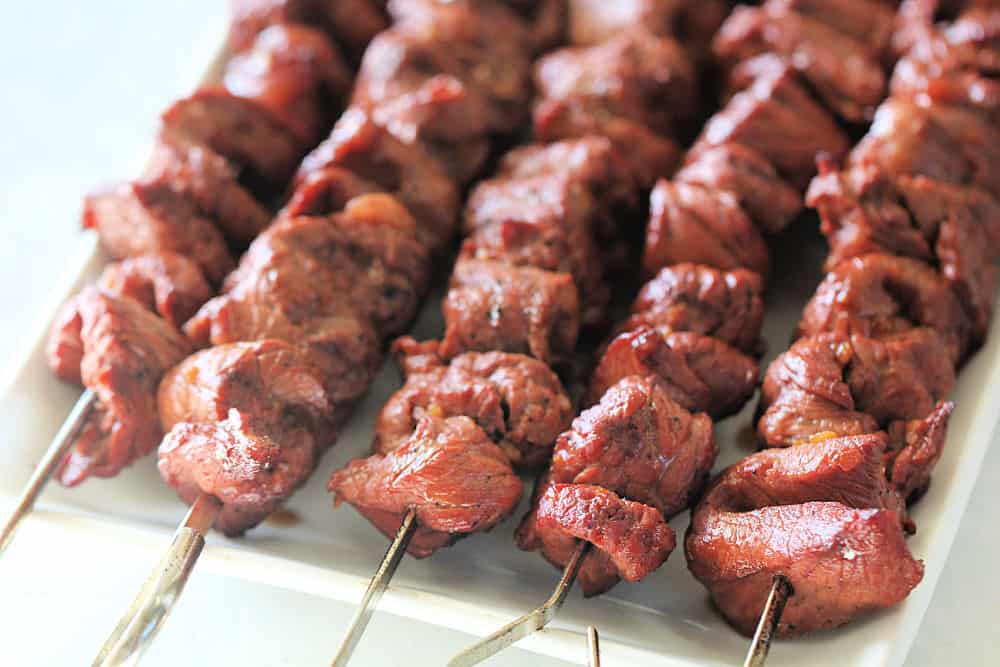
[684,3,1000,663]
[452,0,903,662]
[329,0,737,660]
[93,1,541,664]
[0,10,357,557]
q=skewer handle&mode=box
[448,540,591,667]
[0,389,97,556]
[743,575,793,667]
[331,507,418,667]
[92,493,221,667]
[587,626,600,667]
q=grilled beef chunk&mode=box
[588,327,758,419]
[687,434,923,637]
[887,401,954,501]
[297,107,459,253]
[279,166,381,219]
[374,337,573,468]
[799,254,973,364]
[97,253,213,329]
[224,23,351,145]
[83,181,234,285]
[617,263,765,354]
[46,288,191,486]
[329,415,524,557]
[533,29,697,187]
[143,138,270,246]
[549,375,716,519]
[157,340,336,535]
[383,0,533,133]
[497,136,638,216]
[758,331,955,448]
[228,0,388,64]
[519,482,676,595]
[209,194,429,339]
[160,88,305,196]
[674,144,801,235]
[713,0,894,121]
[463,173,609,325]
[440,259,580,366]
[643,180,769,281]
[691,56,848,189]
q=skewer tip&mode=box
[587,625,600,667]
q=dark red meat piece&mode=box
[329,415,524,557]
[46,288,191,486]
[97,253,213,329]
[440,259,580,366]
[374,337,573,468]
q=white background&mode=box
[0,2,996,664]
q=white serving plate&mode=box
[1,44,999,667]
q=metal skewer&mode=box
[743,575,793,667]
[448,540,591,667]
[331,507,418,667]
[587,625,600,667]
[0,389,97,557]
[92,492,221,667]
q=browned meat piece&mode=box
[530,483,676,589]
[713,1,893,121]
[849,98,1000,194]
[279,166,380,219]
[687,434,923,637]
[353,30,492,182]
[588,327,758,419]
[224,23,351,145]
[82,181,234,285]
[297,107,459,253]
[184,297,380,411]
[533,30,697,187]
[160,88,305,196]
[228,0,388,63]
[516,472,622,595]
[534,29,697,135]
[374,337,573,468]
[157,340,336,535]
[374,1,532,132]
[142,138,270,246]
[643,180,769,281]
[888,401,954,501]
[799,254,973,363]
[191,193,427,344]
[97,253,213,329]
[690,502,923,636]
[565,0,683,45]
[440,259,580,366]
[892,5,1000,113]
[674,144,802,235]
[758,331,955,448]
[550,375,716,519]
[497,136,638,216]
[329,415,524,557]
[807,160,1000,338]
[617,263,765,354]
[157,340,335,442]
[46,288,191,486]
[692,55,849,189]
[463,173,609,324]
[159,412,316,536]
